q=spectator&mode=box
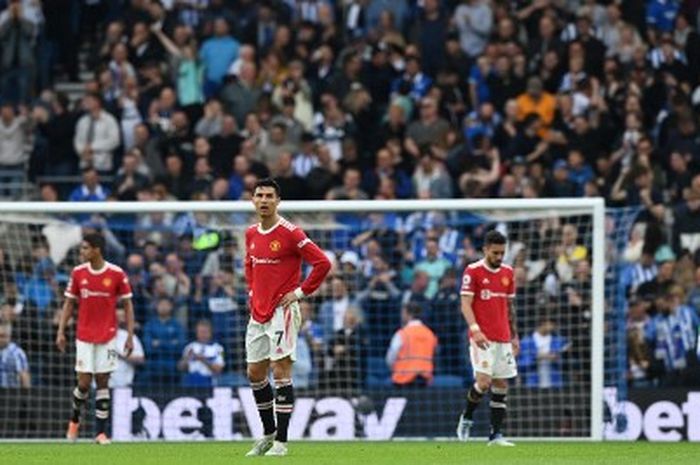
[412,147,453,199]
[454,0,493,59]
[386,302,438,388]
[142,297,186,386]
[516,77,556,136]
[0,323,30,388]
[518,317,570,388]
[404,97,449,160]
[220,61,261,128]
[113,150,151,201]
[0,0,35,105]
[110,307,145,388]
[429,268,466,376]
[199,18,240,98]
[73,92,121,174]
[31,92,78,177]
[68,167,110,202]
[0,103,30,169]
[414,238,452,299]
[178,319,224,387]
[324,305,366,392]
[646,286,699,386]
[401,270,430,307]
[326,167,369,200]
[319,277,353,344]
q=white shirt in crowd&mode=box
[533,331,552,389]
[74,110,121,172]
[110,328,145,388]
[182,341,225,377]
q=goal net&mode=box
[0,199,620,441]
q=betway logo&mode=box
[604,388,700,441]
[112,388,406,441]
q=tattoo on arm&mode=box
[508,299,517,337]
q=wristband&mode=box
[469,324,481,332]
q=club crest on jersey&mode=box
[102,278,112,287]
[501,277,510,286]
[269,240,282,252]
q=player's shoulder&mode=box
[106,262,126,275]
[278,217,300,233]
[499,263,514,274]
[72,262,90,273]
[466,259,485,271]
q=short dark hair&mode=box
[484,230,507,246]
[83,232,106,253]
[404,302,423,318]
[253,178,281,197]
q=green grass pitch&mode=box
[1,441,698,465]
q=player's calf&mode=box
[66,386,88,440]
[95,388,111,439]
[489,386,507,440]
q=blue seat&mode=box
[431,374,464,388]
[214,372,249,387]
[366,356,390,378]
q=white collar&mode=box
[257,217,282,235]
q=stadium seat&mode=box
[431,375,464,388]
[214,372,249,388]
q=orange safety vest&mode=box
[391,322,438,385]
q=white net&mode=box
[0,200,612,440]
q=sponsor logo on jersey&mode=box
[269,240,281,252]
[250,256,281,265]
[501,277,510,286]
[480,289,491,300]
[103,278,112,287]
[80,289,112,298]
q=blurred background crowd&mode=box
[1,0,700,392]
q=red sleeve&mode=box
[117,269,133,299]
[244,228,253,293]
[508,269,515,298]
[293,228,331,296]
[460,267,477,296]
[64,269,79,299]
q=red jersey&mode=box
[65,262,132,343]
[245,217,331,323]
[460,259,515,342]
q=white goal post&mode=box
[0,198,605,441]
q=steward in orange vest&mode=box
[386,303,438,387]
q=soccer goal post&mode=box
[0,198,608,441]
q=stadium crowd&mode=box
[1,0,700,391]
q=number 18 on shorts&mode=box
[246,302,301,363]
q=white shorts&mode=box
[470,341,518,379]
[75,337,118,373]
[246,303,301,364]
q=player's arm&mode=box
[244,229,253,294]
[508,297,520,356]
[122,297,135,357]
[279,231,332,308]
[56,297,75,353]
[460,294,489,350]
